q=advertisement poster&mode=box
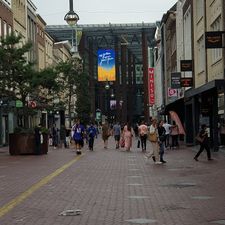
[98,49,116,81]
[110,100,117,110]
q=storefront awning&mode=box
[185,79,225,98]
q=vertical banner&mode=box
[98,49,116,81]
[148,68,155,105]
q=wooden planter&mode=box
[9,133,48,155]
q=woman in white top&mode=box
[147,119,162,164]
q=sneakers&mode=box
[194,157,198,161]
[155,161,162,165]
[160,160,167,163]
[208,158,213,161]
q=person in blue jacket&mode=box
[72,119,85,155]
[87,123,97,151]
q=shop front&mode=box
[185,80,225,151]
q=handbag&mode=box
[195,133,204,143]
[148,132,157,142]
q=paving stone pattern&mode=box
[0,138,225,225]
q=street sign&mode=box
[171,72,181,89]
[16,100,23,108]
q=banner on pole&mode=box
[98,49,116,81]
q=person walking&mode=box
[194,124,213,161]
[163,121,172,148]
[113,122,121,149]
[102,121,111,149]
[87,123,97,151]
[219,121,225,146]
[146,119,162,164]
[52,124,58,149]
[158,120,167,163]
[123,122,133,152]
[72,119,85,155]
[34,124,41,155]
[138,121,148,152]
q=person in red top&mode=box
[138,121,148,152]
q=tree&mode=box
[0,33,34,103]
[56,57,90,126]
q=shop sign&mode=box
[180,60,193,71]
[171,72,181,89]
[148,68,155,105]
[181,78,193,87]
[205,31,223,49]
[168,87,177,97]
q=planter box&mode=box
[9,133,48,155]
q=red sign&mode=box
[148,68,155,105]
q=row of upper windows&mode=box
[0,17,12,38]
[36,25,44,38]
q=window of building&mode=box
[197,35,205,74]
[3,21,7,37]
[211,16,222,63]
[8,25,12,35]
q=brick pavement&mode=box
[0,137,225,225]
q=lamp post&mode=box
[64,0,79,26]
[64,0,80,57]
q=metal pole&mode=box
[69,0,73,11]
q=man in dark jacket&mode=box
[194,124,213,161]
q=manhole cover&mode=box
[128,196,150,199]
[211,220,225,224]
[59,209,82,216]
[191,196,213,200]
[125,218,156,224]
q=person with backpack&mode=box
[87,123,97,151]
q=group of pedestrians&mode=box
[55,117,213,163]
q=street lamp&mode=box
[64,0,80,58]
[64,0,79,26]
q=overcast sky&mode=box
[32,0,177,25]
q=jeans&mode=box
[89,137,94,150]
[159,142,165,162]
[140,134,147,151]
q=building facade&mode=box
[11,0,27,43]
